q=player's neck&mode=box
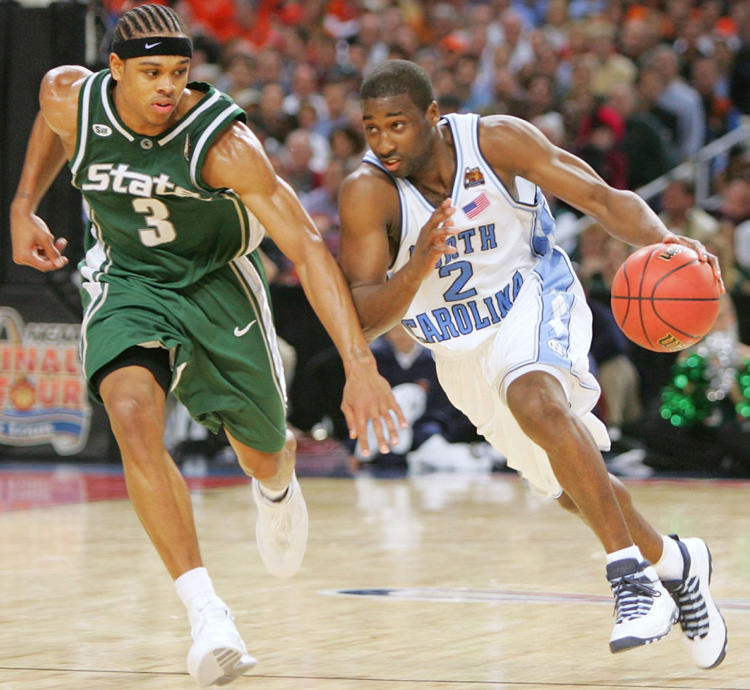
[409,134,455,202]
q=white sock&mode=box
[606,545,643,565]
[653,535,685,581]
[174,567,221,620]
[258,481,289,502]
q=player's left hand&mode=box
[340,360,407,457]
[663,233,725,294]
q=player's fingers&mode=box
[368,414,390,455]
[342,405,357,440]
[381,408,400,447]
[709,255,726,294]
[41,236,68,268]
[389,396,409,430]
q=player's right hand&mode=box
[10,213,68,272]
[409,199,458,280]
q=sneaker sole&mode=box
[191,648,257,688]
[689,540,728,669]
[609,608,679,654]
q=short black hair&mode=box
[112,3,189,42]
[360,59,435,112]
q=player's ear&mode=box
[427,100,440,125]
[109,52,125,81]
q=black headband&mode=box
[111,36,193,59]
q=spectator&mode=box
[576,105,628,190]
[283,63,327,120]
[296,102,331,174]
[588,20,637,99]
[329,124,365,168]
[659,178,720,244]
[719,178,750,272]
[355,326,479,469]
[648,44,707,159]
[691,55,741,144]
[636,64,680,155]
[300,158,347,226]
[279,129,323,195]
[606,81,677,190]
[247,82,297,145]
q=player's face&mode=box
[361,94,439,178]
[110,51,191,134]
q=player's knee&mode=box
[106,392,162,437]
[508,384,571,439]
[609,473,633,511]
[227,426,295,479]
[236,448,280,480]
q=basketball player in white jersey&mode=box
[338,59,728,668]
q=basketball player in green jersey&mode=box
[10,5,405,687]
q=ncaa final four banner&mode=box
[0,307,92,455]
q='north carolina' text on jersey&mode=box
[70,70,265,288]
[364,113,564,354]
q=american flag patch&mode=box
[462,192,489,219]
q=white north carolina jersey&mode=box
[364,112,560,355]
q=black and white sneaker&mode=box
[663,535,728,669]
[608,558,678,653]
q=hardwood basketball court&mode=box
[1,467,748,689]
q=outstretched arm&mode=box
[10,65,88,272]
[203,122,407,455]
[482,116,725,291]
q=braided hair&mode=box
[112,3,189,42]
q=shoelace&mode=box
[610,573,661,623]
[192,604,232,638]
[671,575,709,640]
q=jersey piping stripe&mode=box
[440,115,464,207]
[81,203,113,284]
[157,90,222,146]
[226,195,250,260]
[189,104,242,188]
[80,281,110,378]
[100,74,135,141]
[229,257,287,407]
[454,112,538,212]
[70,73,96,177]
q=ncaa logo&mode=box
[92,123,112,136]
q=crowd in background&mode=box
[101,0,750,475]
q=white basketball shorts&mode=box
[434,248,610,497]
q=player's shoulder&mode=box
[478,113,542,140]
[39,65,93,136]
[477,114,551,166]
[339,160,399,227]
[340,160,396,199]
[41,64,92,100]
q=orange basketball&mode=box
[610,242,721,352]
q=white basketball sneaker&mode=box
[607,558,678,653]
[186,601,256,688]
[252,472,309,577]
[663,536,728,669]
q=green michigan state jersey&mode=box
[70,69,264,288]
